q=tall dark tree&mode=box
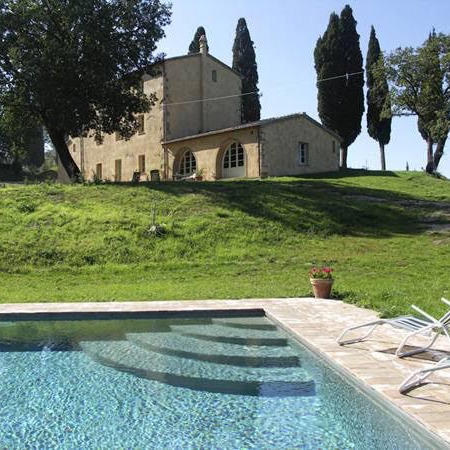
[366,26,391,171]
[314,13,345,149]
[314,5,364,168]
[0,0,171,180]
[232,18,261,123]
[188,26,208,54]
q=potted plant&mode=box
[194,168,205,181]
[309,266,334,299]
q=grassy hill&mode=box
[1,170,450,317]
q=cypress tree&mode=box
[366,26,391,170]
[338,5,364,168]
[314,5,364,168]
[188,26,208,54]
[314,13,345,144]
[232,18,261,123]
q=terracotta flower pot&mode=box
[310,278,334,299]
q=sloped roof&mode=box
[162,53,241,78]
[163,113,341,144]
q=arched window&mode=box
[223,142,244,169]
[222,142,245,179]
[178,149,197,176]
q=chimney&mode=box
[199,35,208,55]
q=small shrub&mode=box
[17,201,36,213]
[83,255,97,265]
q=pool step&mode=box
[80,340,315,397]
[127,332,300,368]
[170,324,288,346]
[212,317,278,331]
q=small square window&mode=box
[138,154,145,174]
[212,70,217,82]
[115,159,122,182]
[72,143,76,153]
[137,115,145,134]
[95,163,102,180]
[298,142,309,165]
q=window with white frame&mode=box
[179,149,197,176]
[223,142,244,169]
[298,142,309,165]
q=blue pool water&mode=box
[0,314,444,448]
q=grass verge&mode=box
[1,170,450,317]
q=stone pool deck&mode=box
[1,297,450,446]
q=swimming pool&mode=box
[0,312,445,448]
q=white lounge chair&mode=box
[337,298,450,357]
[399,356,450,393]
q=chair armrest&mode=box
[411,304,438,323]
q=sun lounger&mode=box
[399,356,450,393]
[337,298,450,357]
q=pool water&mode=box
[0,314,442,448]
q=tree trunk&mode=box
[379,142,386,171]
[46,127,81,181]
[340,145,348,169]
[433,136,447,171]
[425,136,434,173]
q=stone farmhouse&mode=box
[66,37,340,182]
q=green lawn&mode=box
[1,170,450,317]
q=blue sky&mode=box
[157,0,450,176]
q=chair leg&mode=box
[337,321,383,345]
[399,357,450,393]
[396,327,438,357]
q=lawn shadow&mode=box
[115,173,450,238]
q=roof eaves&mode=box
[163,122,259,144]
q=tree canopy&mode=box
[366,25,391,171]
[0,0,171,180]
[314,5,364,168]
[0,90,44,169]
[232,18,261,123]
[188,26,208,54]
[381,32,450,173]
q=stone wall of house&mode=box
[164,54,241,141]
[69,73,165,181]
[66,51,242,183]
[260,115,340,177]
[163,56,202,141]
[165,127,260,181]
[201,56,242,133]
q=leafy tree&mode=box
[366,26,391,170]
[417,32,448,172]
[381,32,450,173]
[188,26,208,54]
[0,0,171,180]
[314,5,364,168]
[232,18,261,123]
[0,94,44,169]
